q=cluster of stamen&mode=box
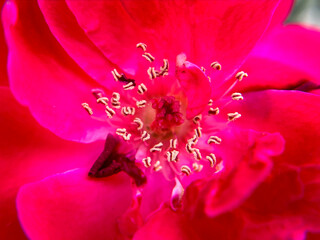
[82,42,248,180]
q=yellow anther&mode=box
[201,66,206,73]
[133,118,143,130]
[192,163,203,172]
[210,61,222,70]
[158,59,169,76]
[153,161,162,172]
[208,99,213,106]
[142,157,152,168]
[121,106,135,116]
[81,103,93,115]
[142,52,155,62]
[193,114,202,124]
[235,71,248,81]
[136,100,147,108]
[206,153,217,168]
[116,128,131,141]
[137,83,147,94]
[166,150,179,163]
[111,69,122,81]
[192,148,202,161]
[91,89,104,99]
[97,97,109,105]
[188,135,199,144]
[136,42,147,51]
[141,131,151,142]
[169,138,178,149]
[208,136,222,145]
[181,165,192,176]
[231,92,244,101]
[105,106,116,118]
[195,127,202,138]
[208,107,220,115]
[227,112,241,121]
[150,142,163,152]
[185,142,195,153]
[147,67,157,80]
[123,82,135,90]
[112,92,120,101]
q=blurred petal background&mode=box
[288,0,320,27]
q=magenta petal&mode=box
[176,58,211,119]
[0,0,8,86]
[226,90,320,166]
[251,25,320,83]
[17,169,132,240]
[37,0,117,87]
[203,128,284,217]
[2,0,111,142]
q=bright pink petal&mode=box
[202,128,284,217]
[234,57,320,93]
[66,0,280,82]
[225,90,320,166]
[17,169,132,240]
[251,25,320,83]
[2,0,112,142]
[37,0,118,86]
[0,87,103,239]
[268,0,294,28]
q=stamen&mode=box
[192,148,202,161]
[142,157,152,168]
[231,92,244,101]
[137,83,147,95]
[209,107,220,115]
[141,131,151,142]
[208,136,222,145]
[142,52,155,62]
[111,92,121,108]
[111,69,122,81]
[123,82,135,90]
[136,42,147,51]
[192,162,203,172]
[169,138,178,149]
[150,142,163,152]
[208,99,213,106]
[188,135,198,144]
[105,106,116,118]
[153,160,162,172]
[166,150,179,162]
[158,59,169,76]
[181,165,192,176]
[193,114,202,125]
[195,127,202,138]
[116,128,131,141]
[112,92,120,101]
[97,97,109,105]
[136,100,147,108]
[147,67,157,80]
[121,106,135,116]
[81,103,93,115]
[235,71,248,81]
[91,89,104,99]
[186,142,195,153]
[228,112,241,121]
[206,153,217,167]
[133,118,143,130]
[210,61,222,70]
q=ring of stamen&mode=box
[206,153,217,167]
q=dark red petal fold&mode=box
[17,169,132,240]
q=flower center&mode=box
[151,96,184,132]
[82,42,247,192]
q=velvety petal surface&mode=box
[0,0,8,86]
[2,0,112,142]
[0,87,103,239]
[66,0,281,83]
[225,90,320,166]
[17,169,132,240]
[251,25,320,84]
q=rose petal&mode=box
[225,90,320,166]
[17,169,132,240]
[0,87,103,239]
[0,0,8,86]
[37,0,118,87]
[202,128,284,217]
[66,0,281,82]
[2,0,112,142]
[251,25,320,83]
